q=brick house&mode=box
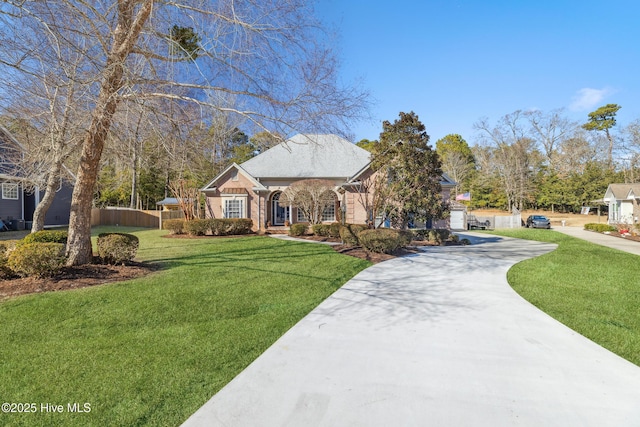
[201,134,455,231]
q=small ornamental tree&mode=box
[281,179,336,224]
[168,179,200,221]
[371,111,449,228]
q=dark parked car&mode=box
[525,215,551,229]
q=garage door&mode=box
[450,210,465,230]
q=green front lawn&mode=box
[0,228,371,426]
[487,229,640,366]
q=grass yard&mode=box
[487,228,640,366]
[0,227,371,426]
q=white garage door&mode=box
[450,210,465,230]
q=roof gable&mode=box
[201,162,266,192]
[604,183,640,200]
[240,134,371,179]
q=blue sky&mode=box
[316,0,640,145]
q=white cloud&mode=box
[569,87,615,111]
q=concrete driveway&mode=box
[182,233,640,426]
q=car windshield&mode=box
[532,216,547,220]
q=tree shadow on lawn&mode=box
[152,238,361,283]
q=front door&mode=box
[272,192,289,225]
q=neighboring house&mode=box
[0,125,74,229]
[201,134,456,231]
[602,183,640,225]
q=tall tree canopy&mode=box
[435,134,475,197]
[0,0,369,265]
[583,103,621,169]
[371,111,448,228]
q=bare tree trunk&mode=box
[130,140,138,209]
[31,162,63,232]
[66,89,121,265]
[66,0,154,266]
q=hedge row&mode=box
[163,218,253,236]
[584,223,617,233]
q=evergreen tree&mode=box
[372,111,448,228]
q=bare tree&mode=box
[526,109,576,170]
[0,4,92,232]
[554,130,599,176]
[167,179,200,221]
[1,0,369,265]
[281,179,336,224]
[474,112,541,210]
[440,151,474,197]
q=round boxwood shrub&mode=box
[339,224,368,246]
[358,229,404,254]
[97,233,139,265]
[7,242,66,277]
[428,229,451,245]
[289,223,308,236]
[311,224,330,237]
[21,230,68,245]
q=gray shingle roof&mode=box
[605,183,640,200]
[240,134,370,179]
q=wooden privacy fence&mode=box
[91,208,185,229]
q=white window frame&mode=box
[297,208,308,222]
[2,183,19,200]
[222,195,247,219]
[321,203,335,222]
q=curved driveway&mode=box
[183,233,640,426]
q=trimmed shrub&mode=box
[289,223,308,236]
[411,229,429,241]
[339,224,368,246]
[312,224,330,237]
[428,229,451,245]
[21,230,68,245]
[7,242,66,277]
[97,233,139,265]
[358,229,404,254]
[163,219,185,234]
[584,223,617,233]
[210,218,253,236]
[183,219,209,236]
[226,218,253,235]
[0,241,18,279]
[397,230,413,246]
[328,223,342,238]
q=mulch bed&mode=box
[0,262,158,301]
